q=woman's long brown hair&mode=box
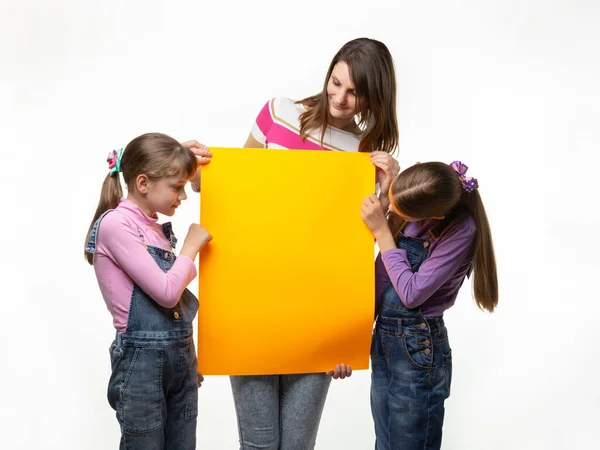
[297,38,398,154]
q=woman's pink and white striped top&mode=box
[250,97,361,152]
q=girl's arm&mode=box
[97,214,197,308]
[380,225,475,309]
[361,194,476,309]
[361,194,396,252]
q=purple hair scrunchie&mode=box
[450,161,478,193]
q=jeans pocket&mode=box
[119,347,164,434]
[185,345,199,421]
[370,328,382,358]
[402,331,433,370]
[109,342,122,369]
[107,343,124,410]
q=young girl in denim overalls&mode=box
[361,161,498,450]
[84,132,212,449]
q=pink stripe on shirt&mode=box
[255,101,273,139]
[267,123,329,151]
[251,97,361,152]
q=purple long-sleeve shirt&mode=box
[374,212,476,317]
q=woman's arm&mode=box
[182,140,212,193]
[243,133,265,149]
[370,152,399,213]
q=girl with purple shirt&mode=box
[84,133,212,450]
[361,161,498,450]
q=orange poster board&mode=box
[198,148,375,375]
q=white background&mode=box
[1,0,598,448]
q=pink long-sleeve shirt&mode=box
[93,198,197,331]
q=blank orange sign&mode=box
[198,148,375,375]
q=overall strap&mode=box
[85,209,115,254]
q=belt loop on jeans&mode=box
[397,318,403,337]
[115,331,123,346]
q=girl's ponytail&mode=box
[84,171,123,265]
[462,189,498,312]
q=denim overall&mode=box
[370,218,454,450]
[86,210,199,450]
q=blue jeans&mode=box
[230,373,331,449]
[87,211,199,449]
[370,316,452,450]
[108,331,199,450]
[371,229,453,450]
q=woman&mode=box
[232,37,401,450]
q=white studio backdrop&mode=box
[0,0,598,449]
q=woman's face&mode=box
[326,61,357,127]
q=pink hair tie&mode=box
[106,148,123,175]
